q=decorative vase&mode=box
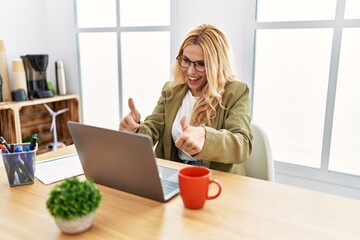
[54,213,95,234]
[12,59,28,92]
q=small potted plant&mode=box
[46,177,102,234]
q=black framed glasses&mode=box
[176,55,206,73]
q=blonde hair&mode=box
[169,24,238,126]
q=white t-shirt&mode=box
[171,90,198,161]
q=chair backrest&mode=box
[243,122,275,181]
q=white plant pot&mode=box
[55,213,95,234]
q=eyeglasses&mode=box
[176,55,206,73]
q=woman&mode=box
[119,24,252,175]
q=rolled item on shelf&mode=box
[0,40,11,101]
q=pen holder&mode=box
[1,143,37,187]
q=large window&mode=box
[75,0,171,129]
[329,28,360,176]
[253,0,360,191]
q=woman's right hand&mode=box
[119,98,141,132]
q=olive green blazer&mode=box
[138,81,252,175]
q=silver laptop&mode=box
[67,121,179,202]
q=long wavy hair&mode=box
[169,24,238,126]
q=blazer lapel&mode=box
[163,84,188,158]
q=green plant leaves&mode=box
[46,177,102,221]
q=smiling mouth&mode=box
[188,76,200,82]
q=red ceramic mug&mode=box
[178,166,222,209]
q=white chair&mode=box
[243,122,275,181]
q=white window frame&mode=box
[252,0,360,198]
[74,0,175,120]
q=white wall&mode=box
[0,0,79,94]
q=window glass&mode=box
[257,0,337,22]
[253,29,333,168]
[78,32,120,129]
[76,0,117,28]
[120,0,170,26]
[344,0,360,19]
[121,31,170,118]
[329,28,360,176]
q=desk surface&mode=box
[1,145,359,239]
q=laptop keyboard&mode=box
[161,179,178,195]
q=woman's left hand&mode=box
[175,115,205,156]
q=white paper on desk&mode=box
[35,154,84,184]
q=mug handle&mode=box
[207,178,222,200]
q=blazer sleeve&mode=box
[194,81,253,164]
[137,82,169,143]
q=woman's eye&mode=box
[197,61,205,67]
[182,59,190,64]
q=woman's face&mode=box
[181,44,207,96]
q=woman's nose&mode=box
[186,62,197,74]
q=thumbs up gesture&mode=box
[119,98,142,132]
[128,98,141,123]
[175,115,206,156]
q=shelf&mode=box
[0,94,80,154]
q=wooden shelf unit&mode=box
[0,94,80,154]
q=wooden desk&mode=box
[1,146,359,239]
